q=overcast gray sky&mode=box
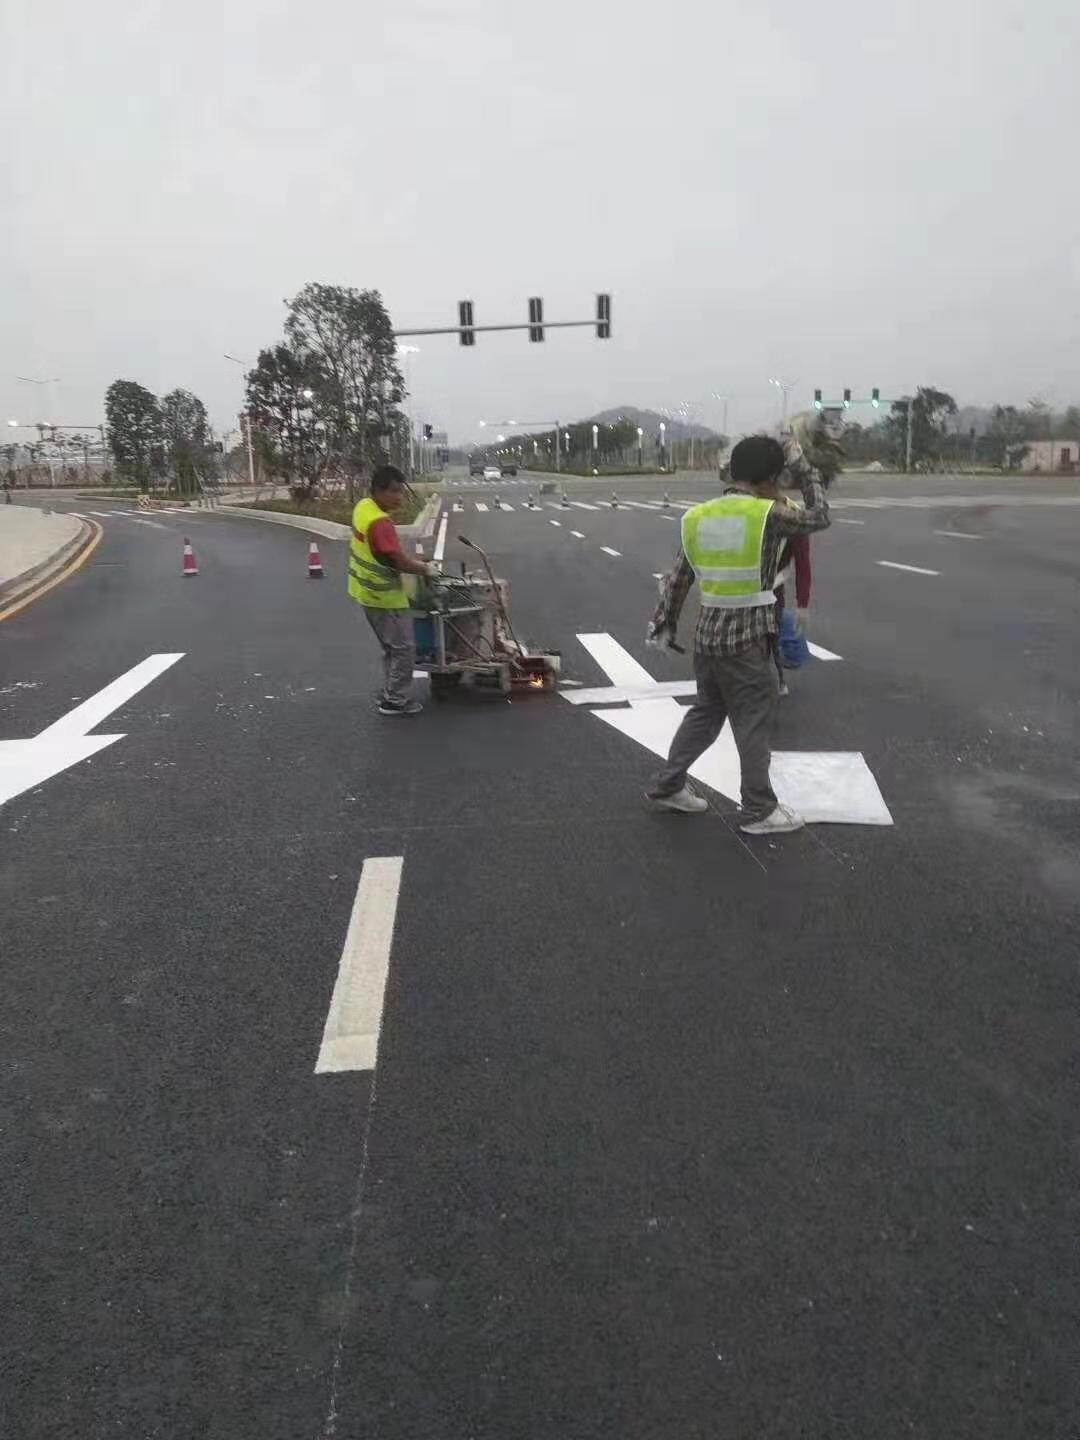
[4,0,1079,444]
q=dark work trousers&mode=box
[363,607,416,705]
[649,638,779,821]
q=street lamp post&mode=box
[396,344,420,476]
[659,421,667,471]
[637,426,644,468]
[224,354,258,495]
[769,376,798,425]
[591,423,599,474]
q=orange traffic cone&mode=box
[307,540,324,578]
[182,538,198,576]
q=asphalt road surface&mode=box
[3,477,1078,1438]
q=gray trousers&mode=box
[364,607,415,705]
[650,638,778,821]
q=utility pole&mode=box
[905,398,914,474]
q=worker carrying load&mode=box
[644,432,831,834]
[349,465,438,717]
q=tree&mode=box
[245,344,330,500]
[984,405,1030,470]
[161,388,210,495]
[283,283,404,502]
[881,386,957,471]
[105,380,163,488]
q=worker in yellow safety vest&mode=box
[349,465,438,716]
[645,434,831,833]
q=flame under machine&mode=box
[411,536,560,698]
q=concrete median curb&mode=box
[217,491,442,546]
[0,516,101,619]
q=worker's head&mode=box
[371,464,407,513]
[729,435,786,497]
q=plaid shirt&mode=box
[652,441,831,657]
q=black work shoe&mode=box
[377,698,423,716]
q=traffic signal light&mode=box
[813,389,823,410]
[423,424,433,441]
[458,299,475,347]
[596,293,611,339]
[528,296,544,342]
[871,387,880,408]
[843,388,852,408]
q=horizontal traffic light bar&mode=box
[394,318,603,337]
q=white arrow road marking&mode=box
[877,560,940,576]
[568,634,891,825]
[0,653,184,807]
[315,856,404,1073]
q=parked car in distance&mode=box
[469,458,484,476]
[482,465,501,481]
[500,463,518,477]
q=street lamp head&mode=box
[637,426,643,438]
[301,388,314,400]
[7,419,18,427]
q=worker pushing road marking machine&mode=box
[411,536,561,699]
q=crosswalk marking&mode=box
[495,501,514,510]
[625,500,660,510]
[475,502,489,512]
[569,500,599,511]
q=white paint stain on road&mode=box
[315,856,404,1074]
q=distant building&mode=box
[1019,439,1080,473]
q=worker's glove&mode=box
[424,562,441,579]
[645,621,678,652]
[794,607,809,635]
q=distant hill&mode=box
[588,405,722,441]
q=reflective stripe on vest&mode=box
[682,496,775,610]
[348,496,408,609]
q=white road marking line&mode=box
[660,514,677,520]
[625,500,660,510]
[876,560,940,576]
[42,653,186,738]
[550,519,562,527]
[577,633,656,699]
[1,653,186,808]
[806,642,843,661]
[498,501,514,510]
[570,530,585,539]
[433,511,448,563]
[475,502,489,512]
[315,856,404,1074]
[564,679,698,704]
[652,572,665,579]
[68,511,90,519]
[569,500,599,510]
[933,529,982,540]
[834,518,865,525]
[128,516,168,529]
[600,546,621,557]
[452,502,464,512]
[570,635,891,825]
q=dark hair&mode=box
[371,464,406,494]
[729,435,785,488]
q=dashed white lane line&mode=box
[433,512,448,563]
[660,514,678,521]
[475,502,489,512]
[834,518,865,526]
[600,546,621,557]
[550,519,562,527]
[934,529,982,540]
[569,500,599,510]
[570,530,585,539]
[315,855,404,1075]
[876,560,940,576]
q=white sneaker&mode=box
[778,680,790,697]
[647,785,709,814]
[739,804,804,835]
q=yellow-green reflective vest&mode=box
[681,495,775,609]
[348,497,409,610]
